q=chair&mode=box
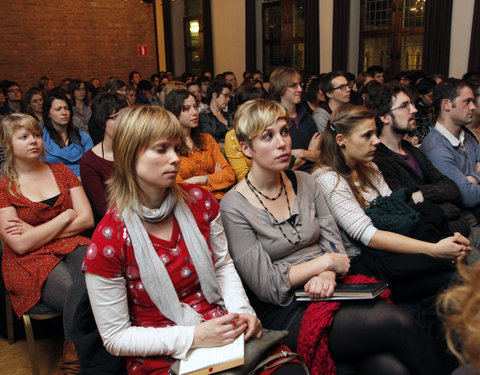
[5,292,62,375]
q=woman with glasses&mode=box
[42,89,93,178]
[165,89,234,200]
[199,80,233,151]
[80,93,128,220]
[312,103,470,303]
[68,79,92,127]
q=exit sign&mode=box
[138,45,148,56]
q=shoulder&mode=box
[421,129,445,150]
[79,130,93,146]
[220,188,243,212]
[180,183,219,215]
[80,148,96,163]
[311,167,346,192]
[200,133,216,145]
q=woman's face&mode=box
[242,119,291,172]
[187,84,202,103]
[339,118,380,167]
[135,137,181,196]
[30,94,43,113]
[178,95,199,129]
[213,87,231,110]
[116,86,128,97]
[126,89,136,106]
[10,127,43,161]
[420,91,434,107]
[49,99,71,127]
[74,83,86,101]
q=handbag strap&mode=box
[248,349,309,375]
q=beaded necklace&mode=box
[245,172,301,245]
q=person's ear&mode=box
[379,114,391,126]
[241,141,253,158]
[335,134,346,148]
[442,98,452,112]
[326,90,333,100]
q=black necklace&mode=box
[245,172,284,201]
[245,172,301,245]
[101,141,104,158]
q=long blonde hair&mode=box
[437,262,480,371]
[315,104,381,207]
[0,113,44,196]
[107,105,184,217]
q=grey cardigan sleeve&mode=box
[220,196,293,306]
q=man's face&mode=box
[225,74,238,90]
[389,91,417,134]
[328,76,350,105]
[374,72,384,84]
[449,86,476,127]
[6,85,22,102]
[132,73,141,85]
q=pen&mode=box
[329,241,339,253]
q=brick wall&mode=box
[0,0,158,90]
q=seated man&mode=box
[0,81,25,115]
[312,71,351,133]
[366,83,480,263]
[269,66,320,172]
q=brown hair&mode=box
[268,67,300,102]
[437,262,480,371]
[315,103,380,207]
[0,113,44,196]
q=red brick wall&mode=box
[0,0,159,90]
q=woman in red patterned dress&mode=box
[0,113,94,371]
[82,105,268,375]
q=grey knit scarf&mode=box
[122,189,223,326]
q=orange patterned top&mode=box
[176,133,235,199]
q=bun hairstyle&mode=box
[316,103,380,207]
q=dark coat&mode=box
[374,140,471,235]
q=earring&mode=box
[340,144,346,148]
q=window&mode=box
[262,0,305,78]
[359,0,426,77]
[184,0,206,76]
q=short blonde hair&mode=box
[268,66,300,101]
[0,113,44,195]
[107,105,184,217]
[234,99,288,147]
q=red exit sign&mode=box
[138,45,148,56]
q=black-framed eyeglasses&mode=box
[391,101,414,111]
[331,84,350,91]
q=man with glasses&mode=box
[312,71,351,133]
[366,83,480,263]
[0,81,25,115]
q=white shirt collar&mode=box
[435,122,465,148]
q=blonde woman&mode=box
[83,106,289,374]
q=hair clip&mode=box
[328,121,336,133]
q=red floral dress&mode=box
[83,184,227,374]
[0,162,89,317]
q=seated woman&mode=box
[199,80,233,150]
[80,92,128,220]
[220,99,444,374]
[165,89,234,200]
[42,90,93,177]
[68,79,92,127]
[312,104,470,303]
[83,105,300,375]
[0,113,94,371]
[24,87,43,122]
[224,84,266,182]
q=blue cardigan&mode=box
[420,127,480,208]
[43,129,93,177]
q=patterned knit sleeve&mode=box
[312,168,377,246]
